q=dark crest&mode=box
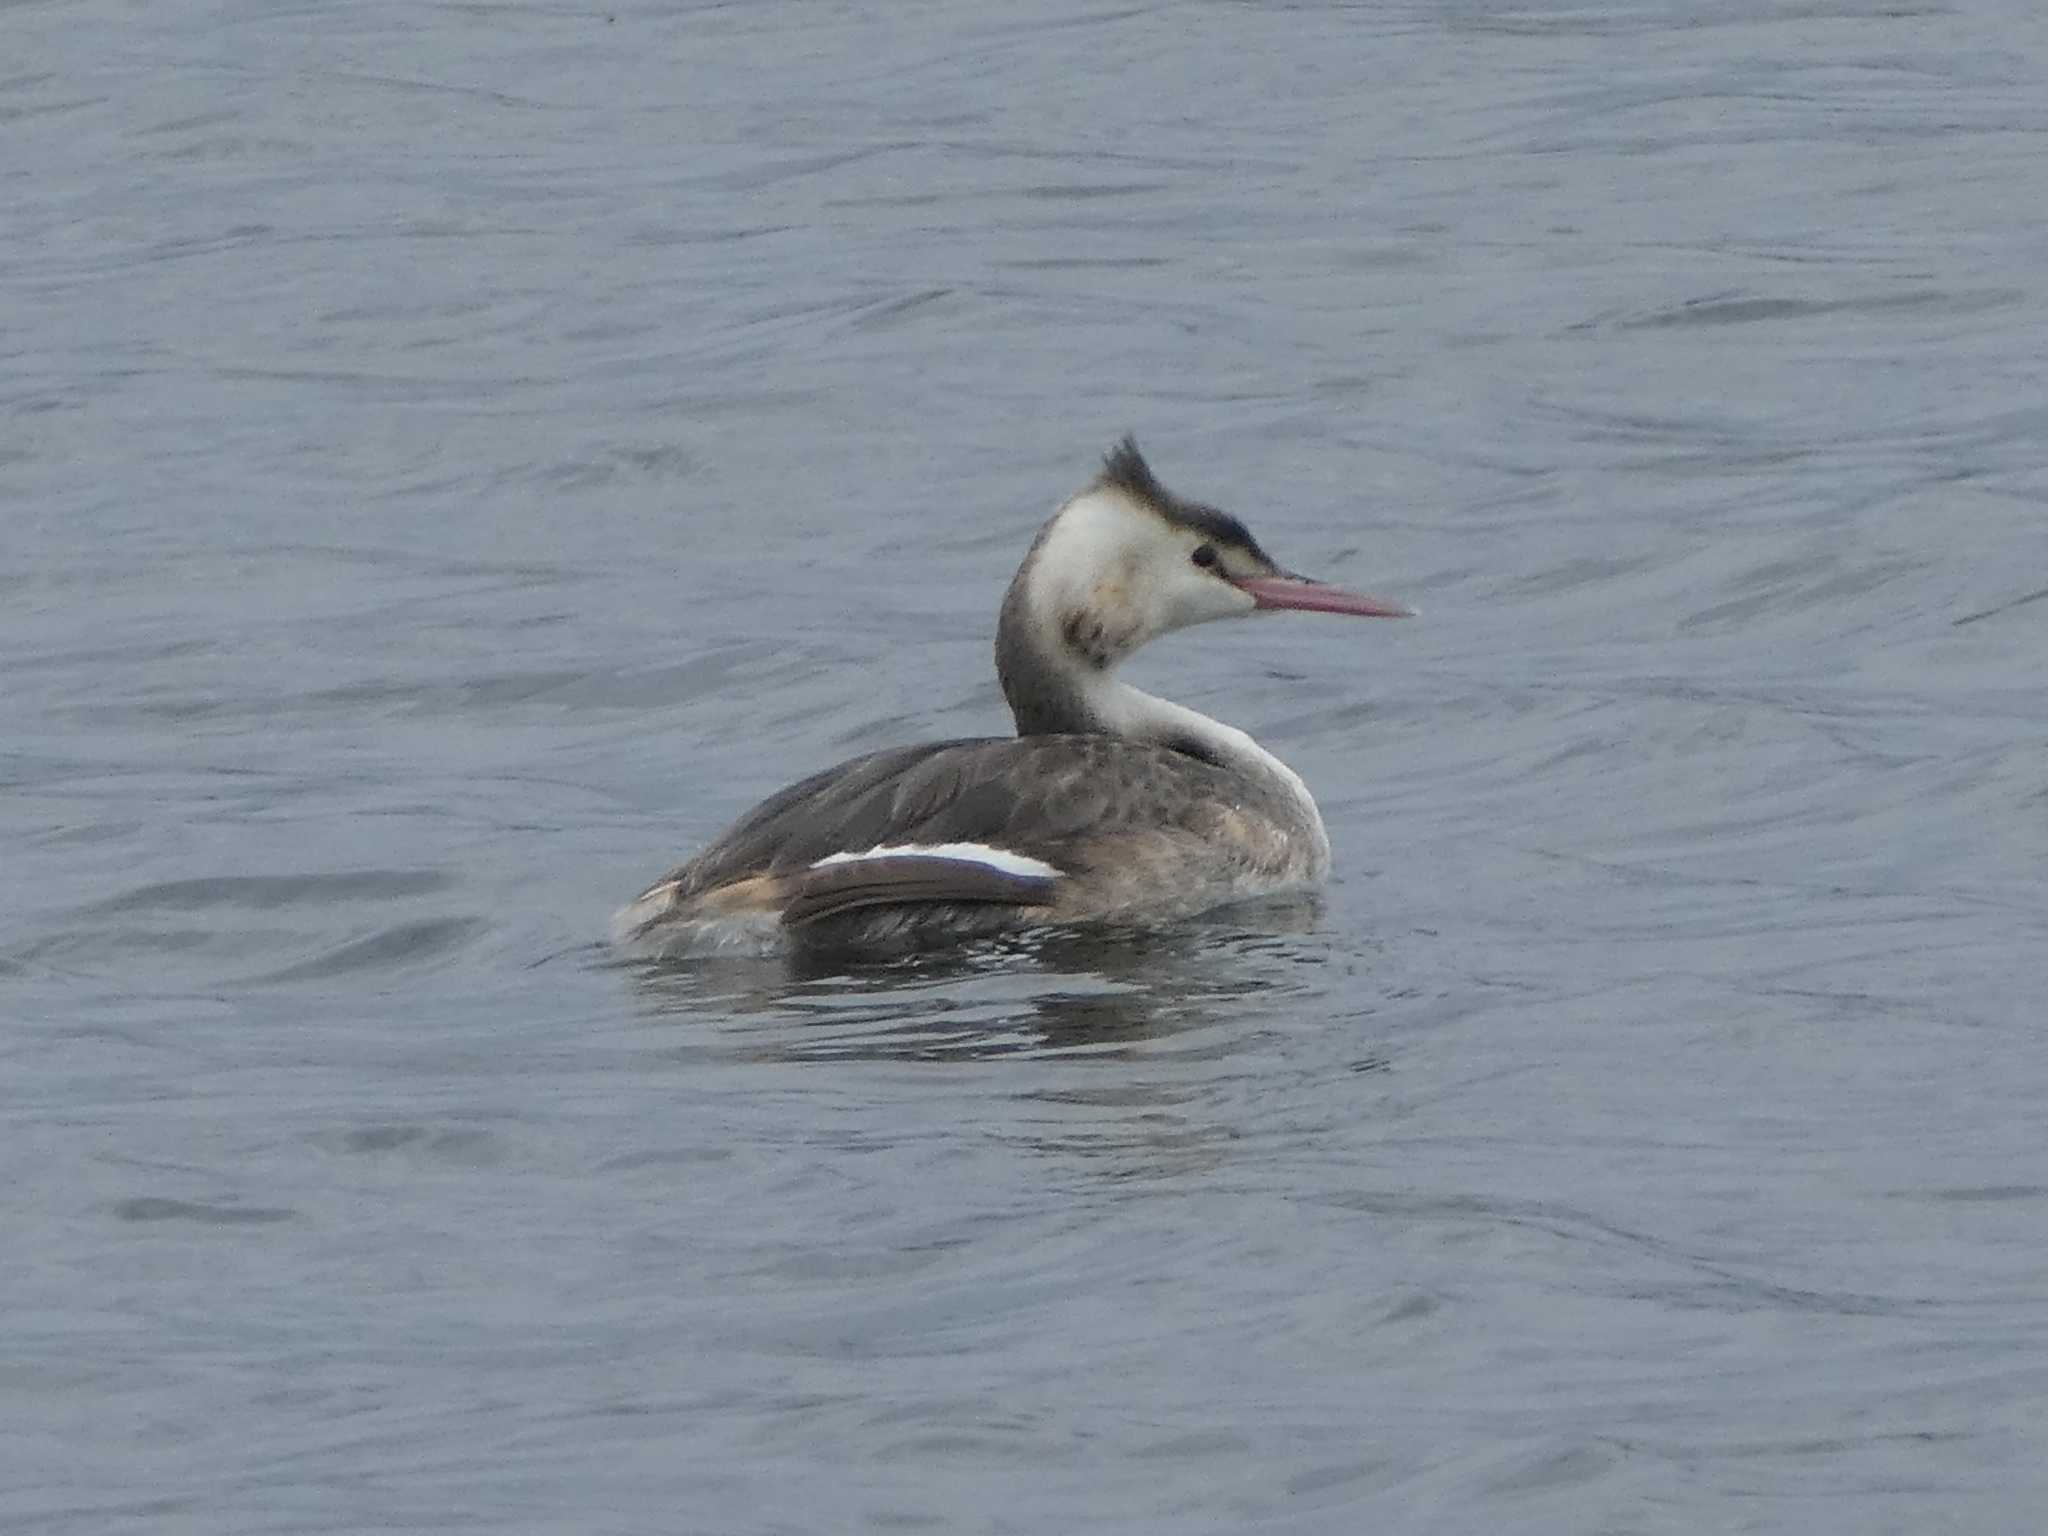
[1096,436,1271,562]
[1100,435,1174,509]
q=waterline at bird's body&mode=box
[615,439,1408,961]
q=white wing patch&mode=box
[809,842,1062,880]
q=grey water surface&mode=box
[6,1,2048,1531]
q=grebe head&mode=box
[1008,437,1410,674]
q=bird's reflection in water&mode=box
[620,893,1329,1064]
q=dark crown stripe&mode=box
[1096,437,1270,562]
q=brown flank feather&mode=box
[781,856,1058,931]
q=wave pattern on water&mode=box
[5,0,2048,1531]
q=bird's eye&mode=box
[1191,544,1219,569]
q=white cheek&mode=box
[1161,566,1254,628]
[1218,577,1258,618]
[1034,491,1140,612]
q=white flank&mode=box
[810,842,1061,880]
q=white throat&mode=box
[993,484,1331,870]
[1092,672,1319,806]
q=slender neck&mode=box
[996,559,1106,736]
[991,543,1330,868]
[993,554,1304,786]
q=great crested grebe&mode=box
[615,439,1409,958]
